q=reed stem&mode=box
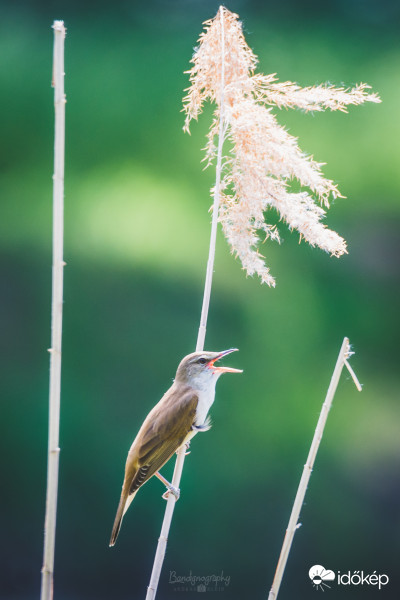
[268,337,361,600]
[40,20,66,600]
[145,8,226,600]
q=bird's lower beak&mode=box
[208,348,243,374]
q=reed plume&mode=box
[183,7,380,286]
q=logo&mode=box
[169,570,230,592]
[309,565,335,590]
[308,565,389,591]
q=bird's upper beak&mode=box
[208,348,243,374]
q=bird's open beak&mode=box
[208,348,243,373]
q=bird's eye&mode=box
[197,357,208,365]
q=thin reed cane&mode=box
[268,337,361,600]
[40,20,66,600]
[145,8,227,600]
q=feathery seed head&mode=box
[183,7,381,286]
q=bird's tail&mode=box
[109,490,137,547]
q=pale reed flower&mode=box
[183,6,381,286]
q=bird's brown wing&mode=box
[128,388,198,494]
[110,387,198,546]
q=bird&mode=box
[109,348,242,546]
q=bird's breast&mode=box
[195,388,216,427]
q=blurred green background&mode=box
[1,1,399,599]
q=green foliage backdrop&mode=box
[0,1,399,599]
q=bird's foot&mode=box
[162,484,181,501]
[155,471,180,500]
[175,440,191,456]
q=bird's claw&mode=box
[162,484,180,501]
[176,441,191,456]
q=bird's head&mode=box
[175,348,242,388]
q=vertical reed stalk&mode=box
[268,337,361,600]
[40,20,66,600]
[145,8,227,600]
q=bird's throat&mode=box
[194,386,217,428]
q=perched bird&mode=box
[109,348,242,546]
